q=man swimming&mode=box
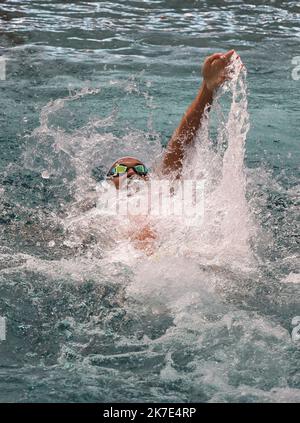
[106,49,237,186]
[103,50,239,252]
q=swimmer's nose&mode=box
[127,168,135,178]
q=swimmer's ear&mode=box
[91,165,107,182]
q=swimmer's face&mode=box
[107,156,149,189]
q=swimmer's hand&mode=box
[202,49,237,91]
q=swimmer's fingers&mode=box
[221,49,235,64]
[208,51,236,73]
[202,49,242,90]
[205,53,224,64]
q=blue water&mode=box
[0,0,299,403]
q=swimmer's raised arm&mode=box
[161,49,236,176]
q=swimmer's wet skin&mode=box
[105,50,239,252]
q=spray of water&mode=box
[133,55,255,266]
[2,54,256,282]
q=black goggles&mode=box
[107,163,149,177]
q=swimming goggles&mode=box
[107,164,149,177]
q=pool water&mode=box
[0,0,299,403]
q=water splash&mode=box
[141,54,256,273]
[1,54,299,404]
[4,55,256,278]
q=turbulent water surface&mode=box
[0,0,299,403]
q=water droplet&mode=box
[41,170,50,179]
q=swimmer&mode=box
[104,50,239,252]
[106,49,237,185]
